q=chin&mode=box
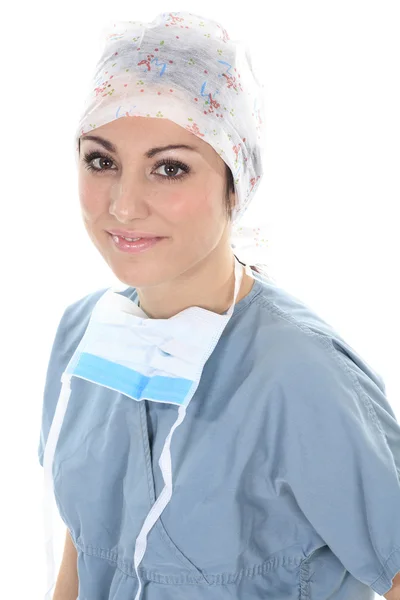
[107,263,160,289]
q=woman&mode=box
[38,11,400,600]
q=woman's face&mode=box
[78,116,232,288]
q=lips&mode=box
[109,233,165,253]
[107,229,163,239]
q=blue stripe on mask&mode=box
[72,352,193,404]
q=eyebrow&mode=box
[79,135,199,159]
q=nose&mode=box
[109,178,150,220]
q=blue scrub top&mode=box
[38,270,400,599]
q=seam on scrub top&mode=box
[138,399,207,576]
[254,291,396,567]
[369,545,400,591]
[73,541,206,583]
[74,540,305,585]
[321,329,398,566]
[139,399,157,507]
[253,292,390,455]
[298,548,320,600]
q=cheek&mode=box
[161,187,218,223]
[162,185,225,251]
[78,176,107,222]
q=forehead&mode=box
[82,116,199,147]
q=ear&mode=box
[229,191,237,211]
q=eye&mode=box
[83,151,117,174]
[153,158,190,182]
[82,151,190,183]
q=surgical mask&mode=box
[42,256,253,599]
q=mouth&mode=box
[108,232,166,253]
[108,233,164,241]
[106,229,165,241]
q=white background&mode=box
[1,2,399,598]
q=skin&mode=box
[78,116,254,319]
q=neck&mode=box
[136,246,253,319]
